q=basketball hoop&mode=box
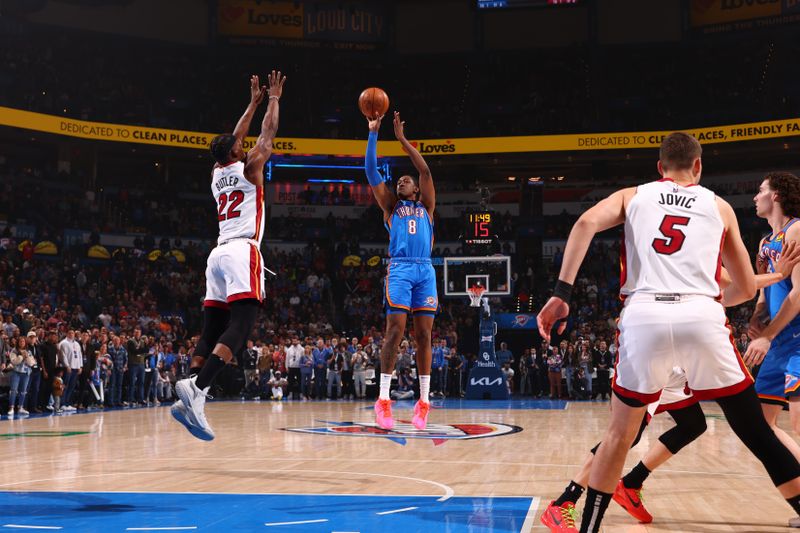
[467,285,485,307]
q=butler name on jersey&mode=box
[212,161,264,245]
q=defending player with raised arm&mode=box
[171,71,285,441]
[537,132,800,533]
[365,111,437,430]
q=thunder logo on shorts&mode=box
[383,199,438,316]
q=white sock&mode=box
[379,373,392,400]
[419,375,430,404]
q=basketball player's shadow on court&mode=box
[0,491,185,518]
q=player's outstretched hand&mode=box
[743,336,770,367]
[393,111,406,141]
[537,297,569,342]
[775,239,800,279]
[268,70,286,99]
[249,75,266,105]
[368,114,383,132]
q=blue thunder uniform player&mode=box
[747,172,800,528]
[756,219,800,406]
[365,110,437,432]
[384,200,437,314]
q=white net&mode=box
[467,286,485,307]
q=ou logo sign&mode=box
[470,377,503,386]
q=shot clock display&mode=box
[464,211,494,246]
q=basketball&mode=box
[358,87,389,119]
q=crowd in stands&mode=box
[0,161,768,418]
[0,215,761,417]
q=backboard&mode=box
[443,256,511,297]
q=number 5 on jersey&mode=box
[652,215,690,255]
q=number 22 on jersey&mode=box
[217,190,244,221]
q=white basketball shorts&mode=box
[203,239,264,308]
[614,293,752,405]
[647,367,697,418]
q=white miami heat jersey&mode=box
[620,179,725,298]
[211,161,264,245]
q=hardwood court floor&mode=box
[0,398,795,532]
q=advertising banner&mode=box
[217,0,387,48]
[690,0,800,33]
[3,106,800,156]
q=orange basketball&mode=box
[358,87,390,119]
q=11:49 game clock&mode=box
[463,211,494,246]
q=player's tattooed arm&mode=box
[245,70,286,183]
[232,75,266,144]
[393,111,434,217]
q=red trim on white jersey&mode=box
[252,185,264,241]
[611,326,662,405]
[653,395,699,415]
[204,299,230,310]
[688,319,753,400]
[657,177,699,187]
[227,244,262,302]
[619,229,627,302]
[714,230,726,300]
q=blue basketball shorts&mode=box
[384,259,438,316]
[756,333,800,405]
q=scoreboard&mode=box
[476,0,579,9]
[463,211,494,246]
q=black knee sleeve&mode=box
[659,402,707,454]
[630,410,650,448]
[195,306,230,361]
[590,410,650,455]
[216,300,259,358]
[717,385,800,486]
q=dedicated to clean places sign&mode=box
[3,106,800,156]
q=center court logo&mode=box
[284,420,522,446]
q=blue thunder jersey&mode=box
[386,200,434,258]
[756,217,800,404]
[760,218,800,335]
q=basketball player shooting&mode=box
[365,111,437,431]
[537,132,800,532]
[171,70,286,441]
